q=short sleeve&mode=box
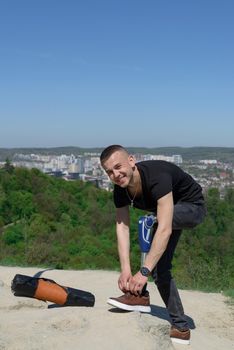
[150,173,172,202]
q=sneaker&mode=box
[107,291,151,313]
[170,326,190,345]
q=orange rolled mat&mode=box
[34,279,67,305]
[11,274,95,307]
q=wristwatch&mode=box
[140,266,151,277]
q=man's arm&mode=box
[116,206,132,292]
[143,191,174,271]
[129,191,174,294]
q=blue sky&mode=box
[0,0,233,148]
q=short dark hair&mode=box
[100,145,128,164]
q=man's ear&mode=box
[128,154,136,167]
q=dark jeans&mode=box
[150,201,206,330]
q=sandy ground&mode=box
[0,266,233,350]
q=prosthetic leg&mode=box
[138,214,157,266]
[138,214,157,297]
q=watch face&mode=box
[140,267,150,277]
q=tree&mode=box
[3,158,14,174]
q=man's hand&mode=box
[118,270,132,292]
[129,271,148,295]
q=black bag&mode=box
[11,274,95,307]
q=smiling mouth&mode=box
[116,175,126,185]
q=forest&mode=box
[0,162,233,297]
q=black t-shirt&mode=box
[114,160,204,212]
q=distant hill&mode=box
[1,146,234,163]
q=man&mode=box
[100,145,206,345]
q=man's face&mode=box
[102,150,135,187]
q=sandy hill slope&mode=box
[0,267,233,350]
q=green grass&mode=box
[223,289,234,303]
[223,289,234,298]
